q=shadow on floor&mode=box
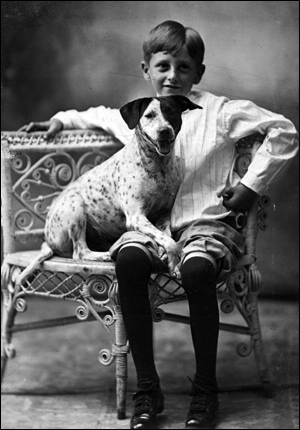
[1,298,299,429]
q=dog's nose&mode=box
[158,127,173,140]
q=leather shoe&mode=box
[185,382,219,429]
[130,380,164,429]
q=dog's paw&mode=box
[103,253,113,262]
[167,255,181,278]
[173,264,181,279]
[158,245,168,263]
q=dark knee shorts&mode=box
[109,219,245,283]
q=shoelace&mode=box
[132,381,159,415]
[187,376,211,412]
[189,392,210,412]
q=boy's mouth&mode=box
[164,85,181,89]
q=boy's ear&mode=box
[120,98,153,129]
[194,64,206,85]
[169,95,202,112]
[141,61,151,81]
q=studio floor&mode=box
[1,298,299,429]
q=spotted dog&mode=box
[17,95,201,283]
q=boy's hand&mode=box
[18,119,63,139]
[222,183,258,213]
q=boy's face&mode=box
[141,46,205,97]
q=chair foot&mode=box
[1,355,8,383]
[117,410,126,420]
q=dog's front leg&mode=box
[154,215,172,264]
[155,215,172,237]
[126,213,179,275]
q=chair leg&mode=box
[1,268,18,382]
[248,292,272,397]
[114,305,129,419]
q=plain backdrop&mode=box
[1,0,299,297]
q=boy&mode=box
[20,21,298,429]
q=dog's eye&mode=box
[144,113,154,119]
[164,107,176,117]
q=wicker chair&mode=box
[1,129,272,419]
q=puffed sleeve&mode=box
[51,105,134,146]
[223,99,299,195]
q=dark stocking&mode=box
[115,246,159,384]
[180,256,219,391]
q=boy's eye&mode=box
[156,63,169,71]
[180,64,191,71]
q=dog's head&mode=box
[120,95,202,156]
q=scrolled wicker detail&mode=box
[152,307,165,322]
[236,341,253,357]
[21,179,31,191]
[233,268,248,297]
[98,348,115,366]
[32,169,42,181]
[103,314,115,326]
[11,153,31,173]
[49,163,75,189]
[14,209,34,230]
[14,297,28,313]
[33,201,47,215]
[20,190,31,202]
[235,154,251,177]
[75,304,90,321]
[44,157,55,169]
[220,298,235,313]
[83,275,112,306]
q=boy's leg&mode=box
[115,244,159,383]
[180,253,219,391]
[115,244,164,429]
[180,253,219,429]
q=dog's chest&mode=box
[116,147,178,210]
[60,142,178,238]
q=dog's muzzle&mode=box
[155,138,175,156]
[137,124,175,157]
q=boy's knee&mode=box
[116,243,153,271]
[180,254,217,290]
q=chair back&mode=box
[1,130,123,257]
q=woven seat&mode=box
[1,129,272,420]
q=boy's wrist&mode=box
[240,172,268,196]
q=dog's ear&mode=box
[120,98,153,130]
[168,95,202,112]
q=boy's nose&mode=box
[167,68,178,82]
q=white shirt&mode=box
[52,90,299,232]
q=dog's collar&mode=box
[135,123,173,157]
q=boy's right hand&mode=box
[18,119,63,139]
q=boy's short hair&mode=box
[143,20,205,66]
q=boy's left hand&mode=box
[222,183,258,213]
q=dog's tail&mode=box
[16,242,54,285]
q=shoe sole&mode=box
[185,417,218,429]
[130,397,164,429]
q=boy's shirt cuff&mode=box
[51,112,73,129]
[240,170,269,195]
